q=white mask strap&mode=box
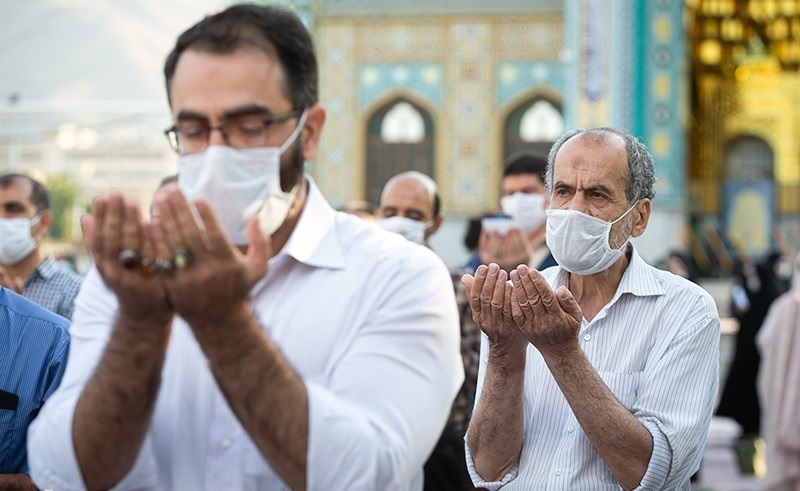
[278,108,309,154]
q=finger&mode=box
[470,265,489,315]
[194,199,234,257]
[509,269,530,325]
[119,198,142,255]
[529,268,559,314]
[504,282,517,326]
[513,264,539,312]
[244,215,269,279]
[89,196,108,257]
[461,274,474,298]
[480,263,501,317]
[157,189,208,259]
[555,286,582,322]
[151,217,174,274]
[490,268,507,320]
[101,194,125,261]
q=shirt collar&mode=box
[551,245,665,300]
[279,175,346,270]
[32,256,60,281]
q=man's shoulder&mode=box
[0,287,71,332]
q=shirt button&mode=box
[583,333,592,341]
[220,438,232,449]
[567,426,574,433]
[555,468,562,476]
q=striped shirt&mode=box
[24,256,82,320]
[0,287,70,473]
[467,247,720,490]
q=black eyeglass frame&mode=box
[163,108,304,154]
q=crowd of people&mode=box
[1,4,799,491]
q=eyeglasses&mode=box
[164,108,303,155]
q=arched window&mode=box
[504,95,564,161]
[724,135,774,181]
[365,98,434,205]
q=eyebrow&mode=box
[176,104,272,123]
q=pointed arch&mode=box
[364,93,436,205]
[500,89,564,164]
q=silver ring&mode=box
[152,259,175,276]
[117,249,141,271]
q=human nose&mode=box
[207,125,228,147]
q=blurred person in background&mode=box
[0,286,70,490]
[479,151,556,273]
[377,170,477,491]
[339,199,376,222]
[717,253,784,437]
[0,174,82,320]
[756,252,800,490]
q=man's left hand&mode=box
[509,264,582,357]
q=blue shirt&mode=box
[0,287,70,474]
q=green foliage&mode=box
[46,174,77,240]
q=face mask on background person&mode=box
[545,203,636,275]
[0,215,41,265]
[378,216,429,244]
[500,192,546,233]
[177,109,308,245]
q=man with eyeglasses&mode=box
[28,5,462,491]
[0,173,82,319]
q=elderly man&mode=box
[377,171,478,491]
[28,5,462,491]
[463,128,719,489]
[0,174,82,319]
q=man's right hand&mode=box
[82,193,173,328]
[462,263,528,359]
[0,266,23,295]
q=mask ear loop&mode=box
[278,109,309,155]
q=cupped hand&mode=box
[82,193,172,327]
[151,186,269,330]
[509,264,582,357]
[462,263,528,358]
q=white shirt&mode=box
[28,178,464,491]
[466,247,720,490]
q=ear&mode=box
[428,213,444,237]
[35,210,53,239]
[630,199,651,238]
[299,103,326,162]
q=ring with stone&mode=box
[117,249,141,271]
[172,249,193,271]
[152,259,175,276]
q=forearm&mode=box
[467,351,526,481]
[0,473,38,491]
[193,304,308,491]
[73,314,168,491]
[545,347,652,490]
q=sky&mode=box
[0,0,226,106]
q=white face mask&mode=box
[500,192,546,233]
[545,204,636,275]
[177,110,307,245]
[378,216,430,244]
[0,215,40,265]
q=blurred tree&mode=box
[46,174,77,241]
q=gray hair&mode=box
[544,127,656,205]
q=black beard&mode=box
[279,141,305,193]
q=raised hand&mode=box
[509,264,582,357]
[82,193,172,327]
[462,263,528,358]
[150,185,270,330]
